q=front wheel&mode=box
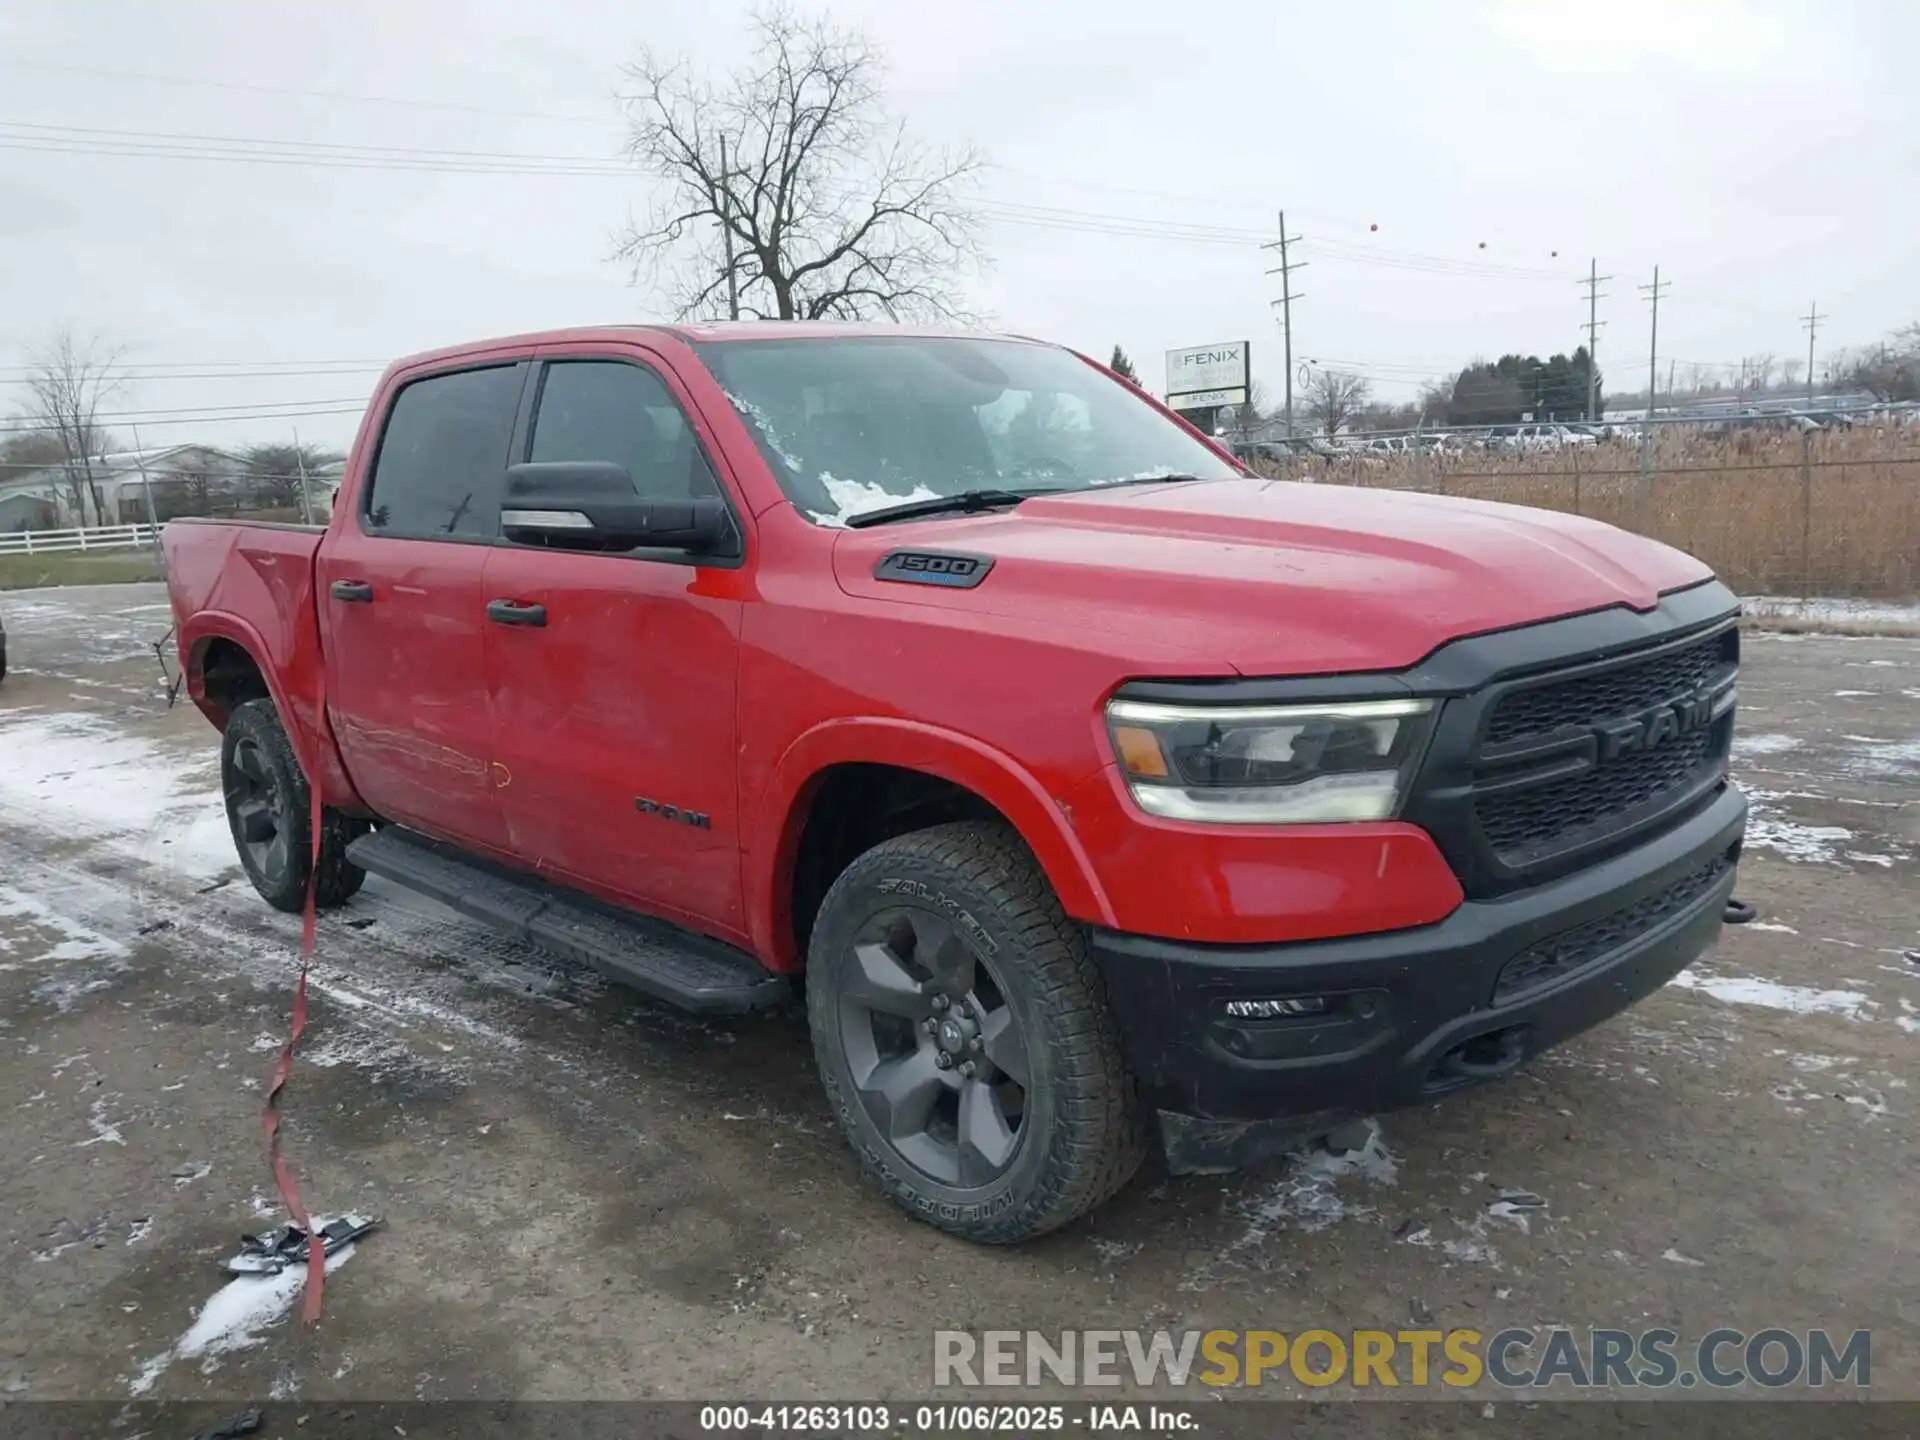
[221,697,368,913]
[806,821,1146,1243]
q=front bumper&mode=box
[1092,782,1746,1173]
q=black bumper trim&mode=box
[1092,783,1746,1171]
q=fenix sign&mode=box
[1164,342,1249,411]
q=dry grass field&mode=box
[1256,423,1920,599]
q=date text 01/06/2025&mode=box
[698,1404,1196,1433]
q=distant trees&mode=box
[1447,348,1599,425]
[1829,322,1920,402]
[240,442,341,511]
[1109,345,1139,384]
[16,329,124,524]
[615,3,983,321]
[1301,369,1371,437]
[1222,380,1271,442]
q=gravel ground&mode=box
[1,583,1914,1413]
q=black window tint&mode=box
[529,361,720,502]
[365,365,520,537]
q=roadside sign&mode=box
[1166,341,1249,411]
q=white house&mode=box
[0,445,250,530]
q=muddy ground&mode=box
[1,583,1914,1410]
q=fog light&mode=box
[1223,997,1328,1019]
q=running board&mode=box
[345,827,789,1016]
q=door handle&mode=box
[330,580,374,603]
[486,598,547,628]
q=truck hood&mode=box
[830,478,1714,675]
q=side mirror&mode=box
[501,462,731,554]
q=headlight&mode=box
[1105,697,1436,824]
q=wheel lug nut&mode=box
[935,1052,954,1070]
[958,1061,976,1078]
[931,994,949,1011]
[969,1036,983,1052]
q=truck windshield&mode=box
[691,336,1240,526]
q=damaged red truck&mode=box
[164,325,1746,1242]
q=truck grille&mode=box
[1478,727,1716,858]
[1469,626,1736,871]
[1492,850,1735,1005]
[1484,631,1732,745]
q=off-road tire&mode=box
[222,697,368,913]
[807,821,1148,1242]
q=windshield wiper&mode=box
[843,488,1054,529]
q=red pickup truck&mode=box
[165,324,1746,1242]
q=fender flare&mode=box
[179,611,365,812]
[744,716,1117,972]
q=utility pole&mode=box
[1801,302,1825,407]
[718,135,740,321]
[291,427,316,526]
[1262,211,1306,436]
[1579,258,1611,421]
[1640,266,1669,416]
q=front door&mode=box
[319,360,527,853]
[481,352,748,941]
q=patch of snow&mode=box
[127,1234,358,1396]
[1732,732,1800,758]
[1846,852,1896,868]
[1740,596,1920,629]
[126,1217,152,1246]
[1671,969,1874,1019]
[1662,1247,1706,1267]
[0,712,235,882]
[1744,921,1799,934]
[804,472,940,528]
[77,1097,126,1147]
[1090,1238,1144,1265]
[1833,691,1875,698]
[1744,814,1852,865]
[721,391,803,473]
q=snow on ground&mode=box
[1671,969,1876,1019]
[1741,596,1920,631]
[0,709,235,882]
[128,1241,358,1396]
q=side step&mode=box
[345,827,789,1016]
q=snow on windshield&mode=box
[722,389,803,473]
[805,473,940,528]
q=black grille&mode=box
[1492,852,1734,1005]
[1479,728,1716,860]
[1485,630,1731,745]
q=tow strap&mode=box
[259,691,329,1325]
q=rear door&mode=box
[480,348,750,940]
[319,359,529,853]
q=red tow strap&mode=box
[259,693,328,1324]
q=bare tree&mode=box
[1780,357,1803,389]
[615,4,984,322]
[19,330,124,525]
[1739,353,1776,398]
[1301,369,1371,438]
[1223,380,1272,443]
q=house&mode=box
[0,445,250,529]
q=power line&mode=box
[1802,302,1826,406]
[1640,266,1671,412]
[1579,259,1612,422]
[0,58,612,126]
[1262,211,1307,434]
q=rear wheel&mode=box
[221,697,368,912]
[806,821,1146,1243]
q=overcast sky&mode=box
[2,0,1914,450]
